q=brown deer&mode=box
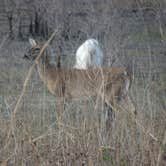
[24,38,135,123]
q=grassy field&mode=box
[0,40,165,166]
[0,0,166,165]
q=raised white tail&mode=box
[74,39,103,69]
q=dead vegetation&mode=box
[0,32,165,166]
[0,1,166,166]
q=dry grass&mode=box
[0,49,165,166]
[0,1,166,165]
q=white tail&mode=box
[29,38,37,47]
[74,39,103,69]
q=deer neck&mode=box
[36,54,65,96]
[36,52,57,85]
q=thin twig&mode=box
[12,28,60,120]
[5,28,60,150]
[157,131,166,166]
[29,136,46,166]
[134,118,158,142]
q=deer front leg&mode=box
[104,98,116,131]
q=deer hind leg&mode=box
[118,77,136,115]
[119,95,136,116]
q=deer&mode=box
[24,38,135,127]
[74,39,103,69]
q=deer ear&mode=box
[29,38,37,47]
